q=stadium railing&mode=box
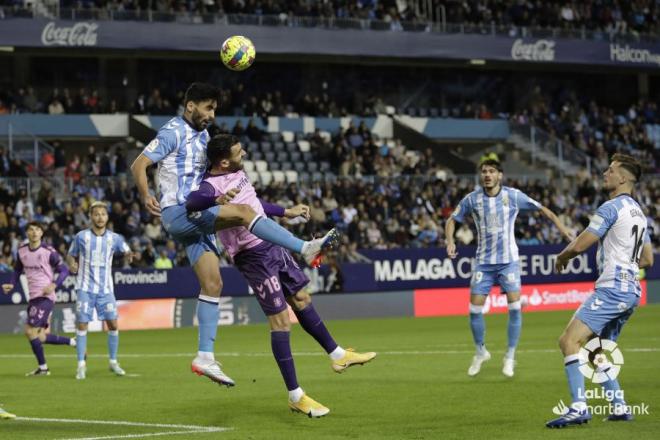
[1,5,656,43]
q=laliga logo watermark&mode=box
[41,22,98,47]
[578,337,623,383]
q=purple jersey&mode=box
[203,170,265,258]
[13,243,68,302]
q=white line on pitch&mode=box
[0,347,658,359]
[14,417,230,440]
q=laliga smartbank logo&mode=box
[551,338,650,417]
[578,337,624,383]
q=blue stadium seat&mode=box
[289,152,301,162]
[276,151,289,162]
[264,152,275,163]
[260,141,272,152]
[280,162,293,171]
[270,162,281,171]
[251,151,263,161]
[307,162,318,172]
[273,141,285,151]
[319,161,330,171]
[294,162,305,172]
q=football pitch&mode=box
[1,305,659,440]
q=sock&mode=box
[76,330,87,362]
[329,346,346,361]
[602,379,625,406]
[197,351,215,361]
[107,330,119,361]
[469,303,486,352]
[506,300,522,359]
[249,216,304,253]
[45,334,72,345]
[29,338,46,367]
[294,304,339,354]
[564,354,586,404]
[271,331,299,392]
[197,296,219,354]
[288,387,304,403]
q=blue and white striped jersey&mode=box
[142,116,210,209]
[452,186,542,264]
[68,229,131,295]
[586,194,650,296]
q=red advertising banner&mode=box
[414,281,647,317]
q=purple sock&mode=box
[29,338,46,366]
[294,304,338,354]
[271,331,299,391]
[45,334,71,345]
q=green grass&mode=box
[1,305,659,439]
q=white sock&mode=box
[197,351,215,361]
[39,363,48,370]
[70,338,77,347]
[109,359,118,366]
[505,347,516,360]
[476,344,487,356]
[288,387,304,403]
[78,360,86,368]
[329,346,346,361]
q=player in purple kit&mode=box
[2,222,74,376]
[187,134,377,417]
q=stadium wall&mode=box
[2,18,660,69]
[0,246,656,333]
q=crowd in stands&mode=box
[2,1,658,37]
[0,123,658,272]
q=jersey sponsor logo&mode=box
[145,138,159,153]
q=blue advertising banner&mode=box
[0,19,659,68]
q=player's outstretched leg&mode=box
[503,298,522,377]
[546,318,593,428]
[0,407,16,420]
[44,333,75,347]
[468,302,490,376]
[292,301,376,373]
[76,328,87,379]
[216,205,339,268]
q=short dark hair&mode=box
[479,159,503,172]
[184,82,220,105]
[207,134,241,166]
[611,153,642,182]
[26,221,44,232]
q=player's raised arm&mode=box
[555,229,600,272]
[130,153,160,217]
[538,205,574,241]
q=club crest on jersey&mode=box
[502,193,509,206]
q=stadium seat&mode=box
[269,132,281,142]
[276,151,289,162]
[243,160,255,172]
[319,161,330,172]
[274,141,285,151]
[302,152,313,162]
[430,107,439,117]
[281,131,295,143]
[260,141,272,152]
[259,171,273,185]
[255,160,268,172]
[297,140,311,152]
[294,162,305,172]
[307,162,318,172]
[249,141,259,151]
[246,171,259,183]
[418,108,428,117]
[251,151,263,161]
[280,162,293,171]
[272,171,285,183]
[319,131,331,142]
[264,152,275,163]
[270,162,281,171]
[286,142,299,152]
[299,172,310,182]
[289,152,301,162]
[285,170,298,183]
[312,171,323,181]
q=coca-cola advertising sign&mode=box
[41,22,98,47]
[510,38,556,62]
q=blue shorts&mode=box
[470,261,521,295]
[77,291,118,322]
[575,288,639,341]
[161,204,221,265]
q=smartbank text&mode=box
[374,254,592,282]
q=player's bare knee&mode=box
[268,311,291,331]
[106,320,118,331]
[201,277,223,297]
[77,322,88,331]
[287,292,310,311]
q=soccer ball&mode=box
[221,36,256,71]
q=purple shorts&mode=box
[234,241,309,316]
[27,297,54,329]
